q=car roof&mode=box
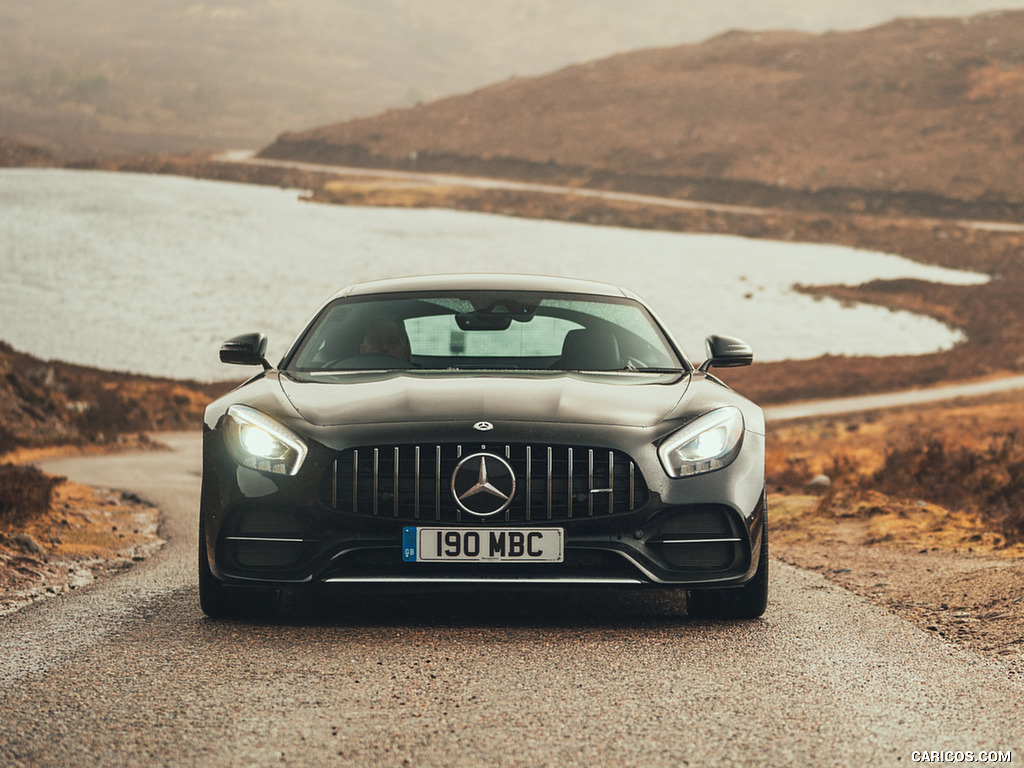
[332,273,640,301]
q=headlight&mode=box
[658,406,744,478]
[226,405,308,476]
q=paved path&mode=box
[765,373,1024,421]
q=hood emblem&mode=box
[451,452,515,517]
[473,421,494,432]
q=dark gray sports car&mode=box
[200,274,767,618]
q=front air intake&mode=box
[223,506,311,570]
[650,506,744,572]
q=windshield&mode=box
[285,290,683,374]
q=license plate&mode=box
[402,527,564,563]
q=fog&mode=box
[3,0,1023,157]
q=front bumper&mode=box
[200,422,766,590]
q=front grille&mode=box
[325,443,648,523]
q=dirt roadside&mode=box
[0,440,166,616]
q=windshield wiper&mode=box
[622,366,686,374]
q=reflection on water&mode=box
[0,168,988,382]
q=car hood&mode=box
[278,371,690,428]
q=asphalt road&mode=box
[763,373,1024,422]
[1,432,1022,767]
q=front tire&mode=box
[686,514,769,620]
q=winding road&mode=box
[0,431,1021,766]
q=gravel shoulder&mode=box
[771,493,1024,678]
[0,443,165,616]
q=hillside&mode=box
[4,2,1022,160]
[263,11,1024,219]
[0,341,230,455]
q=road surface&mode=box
[0,432,1021,767]
[764,373,1024,421]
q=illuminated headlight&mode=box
[658,406,744,478]
[226,405,308,476]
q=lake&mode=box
[0,168,988,382]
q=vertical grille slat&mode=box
[629,462,635,511]
[434,445,441,521]
[353,450,359,514]
[413,446,420,520]
[546,447,553,521]
[608,451,615,516]
[393,447,400,518]
[372,448,379,516]
[332,458,338,510]
[567,447,574,519]
[587,449,594,517]
[331,443,646,523]
[525,446,532,522]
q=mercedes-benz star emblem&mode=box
[450,452,516,517]
[473,421,494,432]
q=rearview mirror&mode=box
[220,333,272,369]
[699,335,753,371]
[456,312,513,331]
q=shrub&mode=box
[869,430,1024,543]
[0,464,63,526]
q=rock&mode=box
[11,532,46,556]
[806,474,832,493]
[28,365,56,388]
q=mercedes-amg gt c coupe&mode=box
[200,274,767,619]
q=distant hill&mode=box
[263,11,1024,216]
[3,1,1023,159]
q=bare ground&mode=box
[0,441,166,617]
[0,481,162,616]
[772,494,1024,677]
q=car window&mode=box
[406,314,582,356]
[285,290,681,372]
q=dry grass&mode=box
[0,464,63,527]
[319,180,480,208]
[768,391,1024,551]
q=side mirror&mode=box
[220,333,272,369]
[699,335,753,371]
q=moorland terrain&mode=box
[3,11,1024,670]
[3,1,1009,159]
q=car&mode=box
[199,273,767,619]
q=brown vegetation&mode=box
[0,137,55,166]
[767,391,1024,665]
[265,12,1024,220]
[0,340,230,456]
[0,477,162,616]
[0,463,62,527]
[767,392,1024,547]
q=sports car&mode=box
[199,274,767,618]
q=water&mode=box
[0,168,988,382]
